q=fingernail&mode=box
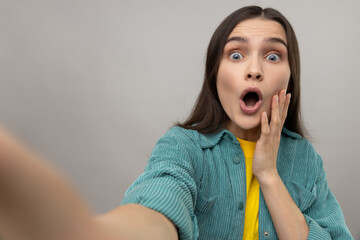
[283,89,287,96]
[275,95,279,103]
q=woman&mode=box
[120,6,353,239]
[0,5,353,240]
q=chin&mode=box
[239,112,262,126]
[226,115,261,135]
[236,119,261,131]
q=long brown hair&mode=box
[176,6,306,137]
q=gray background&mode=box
[1,0,359,238]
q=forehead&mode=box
[228,18,287,43]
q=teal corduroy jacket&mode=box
[121,126,353,239]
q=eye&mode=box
[229,52,243,61]
[266,53,280,62]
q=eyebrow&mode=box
[225,36,287,47]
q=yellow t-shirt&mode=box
[237,138,259,240]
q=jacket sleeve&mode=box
[304,153,353,240]
[120,128,199,240]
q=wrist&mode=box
[255,170,280,187]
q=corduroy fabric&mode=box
[121,126,353,240]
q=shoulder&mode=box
[279,128,323,187]
[280,127,319,160]
[157,126,202,152]
[149,126,205,165]
[162,126,232,149]
[163,126,202,142]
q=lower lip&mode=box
[240,100,262,114]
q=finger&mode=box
[281,93,291,126]
[270,94,281,137]
[258,111,270,144]
[278,89,287,117]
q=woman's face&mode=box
[217,18,290,141]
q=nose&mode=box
[246,72,263,80]
[245,58,263,81]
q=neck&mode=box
[224,122,260,142]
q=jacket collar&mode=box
[199,127,302,149]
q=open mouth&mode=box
[240,87,263,114]
[243,92,260,107]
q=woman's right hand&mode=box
[0,126,97,240]
[0,126,178,240]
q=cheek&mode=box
[263,67,291,112]
[268,66,291,91]
[216,64,238,96]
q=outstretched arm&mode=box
[0,127,97,239]
[95,204,178,240]
[0,127,177,240]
